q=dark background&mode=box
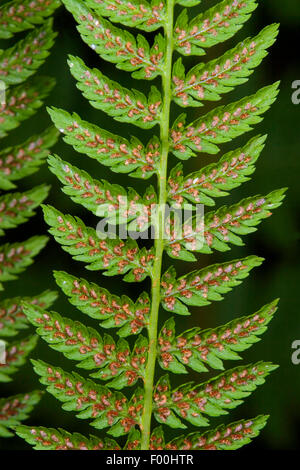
[1,0,300,450]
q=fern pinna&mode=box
[0,0,60,437]
[15,0,285,450]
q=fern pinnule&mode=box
[0,0,61,39]
[0,391,43,438]
[16,0,286,450]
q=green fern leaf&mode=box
[90,335,148,389]
[22,303,147,386]
[171,82,280,159]
[0,185,50,236]
[173,24,279,107]
[63,0,164,79]
[0,76,55,139]
[48,107,159,179]
[158,300,278,374]
[86,0,166,31]
[0,235,48,283]
[166,188,286,259]
[0,335,38,382]
[14,0,284,451]
[69,56,162,128]
[165,414,268,450]
[161,255,263,315]
[0,391,42,437]
[32,359,143,436]
[174,0,258,56]
[154,362,277,428]
[48,154,156,231]
[0,290,57,337]
[150,426,165,450]
[0,127,59,190]
[168,135,266,208]
[42,204,153,280]
[0,20,57,86]
[0,0,61,39]
[124,428,141,450]
[14,424,120,449]
[86,0,165,31]
[54,270,150,336]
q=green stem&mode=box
[140,0,174,450]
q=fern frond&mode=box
[54,270,150,336]
[14,424,120,449]
[0,290,57,337]
[0,391,42,437]
[63,0,164,79]
[161,255,263,315]
[0,20,57,86]
[168,135,266,208]
[69,56,162,128]
[158,300,278,374]
[15,0,284,451]
[0,335,38,382]
[173,24,279,107]
[0,127,59,190]
[174,0,258,56]
[171,82,280,159]
[165,415,268,450]
[0,0,61,39]
[48,107,159,179]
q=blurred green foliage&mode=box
[1,0,300,450]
